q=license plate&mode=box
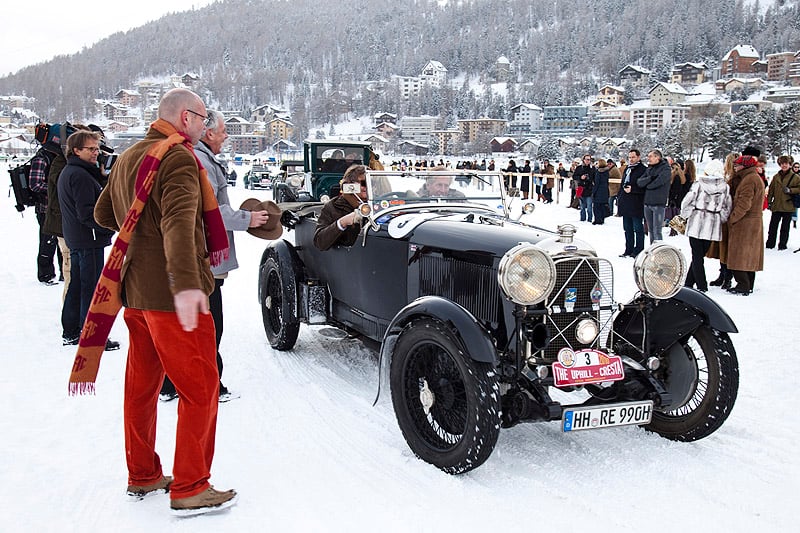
[552,348,624,388]
[562,401,654,432]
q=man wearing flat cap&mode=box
[159,110,270,402]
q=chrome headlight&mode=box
[288,175,303,187]
[498,244,556,305]
[633,243,686,299]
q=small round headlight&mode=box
[498,243,556,305]
[633,242,687,299]
[575,315,600,344]
[522,202,535,215]
[288,176,303,187]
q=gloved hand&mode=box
[784,187,791,194]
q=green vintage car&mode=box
[272,139,373,203]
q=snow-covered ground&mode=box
[1,163,796,531]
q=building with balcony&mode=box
[766,52,798,82]
[509,103,543,135]
[399,115,440,143]
[456,118,508,144]
[670,62,709,85]
[721,45,760,78]
[649,82,688,107]
[629,104,688,135]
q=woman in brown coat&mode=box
[725,155,765,295]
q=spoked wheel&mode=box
[390,318,500,474]
[646,326,739,441]
[260,254,299,350]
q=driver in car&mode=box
[417,168,467,199]
[314,164,367,251]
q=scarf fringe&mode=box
[69,381,96,396]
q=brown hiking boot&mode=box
[127,475,173,499]
[170,486,238,517]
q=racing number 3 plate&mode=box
[552,348,624,388]
[562,401,654,432]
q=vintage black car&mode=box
[258,170,739,473]
[272,140,373,203]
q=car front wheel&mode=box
[390,318,501,474]
[646,326,739,441]
[260,254,300,350]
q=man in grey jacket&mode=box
[637,149,672,242]
[160,110,269,402]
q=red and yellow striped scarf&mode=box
[68,119,229,395]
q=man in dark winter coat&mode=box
[617,149,647,257]
[591,159,610,224]
[29,132,63,284]
[637,149,672,242]
[57,130,117,350]
[574,154,596,222]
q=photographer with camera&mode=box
[57,129,119,350]
[314,164,368,250]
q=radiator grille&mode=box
[418,255,501,322]
[540,256,614,360]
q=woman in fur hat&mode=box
[725,154,765,295]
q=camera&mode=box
[98,149,117,170]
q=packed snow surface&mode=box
[0,162,795,531]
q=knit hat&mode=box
[733,155,757,168]
[703,160,724,176]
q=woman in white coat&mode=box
[680,160,732,292]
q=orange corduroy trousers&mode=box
[123,308,219,499]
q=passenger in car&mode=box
[417,168,467,198]
[314,165,367,250]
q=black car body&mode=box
[259,170,740,473]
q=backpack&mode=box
[8,148,54,212]
[8,123,72,212]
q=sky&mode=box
[1,0,217,77]
[0,157,796,530]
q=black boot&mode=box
[721,271,734,290]
[709,274,725,287]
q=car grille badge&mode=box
[591,282,603,305]
[564,288,577,312]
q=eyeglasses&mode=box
[186,109,212,127]
[80,147,100,153]
[358,180,367,187]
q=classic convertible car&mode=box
[258,170,739,473]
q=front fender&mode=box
[613,288,738,357]
[373,296,497,405]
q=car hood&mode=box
[406,216,555,257]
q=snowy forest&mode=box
[1,0,800,156]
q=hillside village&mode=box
[1,45,799,161]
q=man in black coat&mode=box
[617,149,647,257]
[637,149,672,243]
[573,154,596,222]
[57,130,116,348]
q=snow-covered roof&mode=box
[649,82,688,95]
[497,56,510,64]
[619,64,651,75]
[373,112,397,119]
[723,45,759,60]
[491,137,516,144]
[423,60,447,72]
[672,62,708,70]
[511,103,543,111]
[226,116,251,124]
[375,121,399,129]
